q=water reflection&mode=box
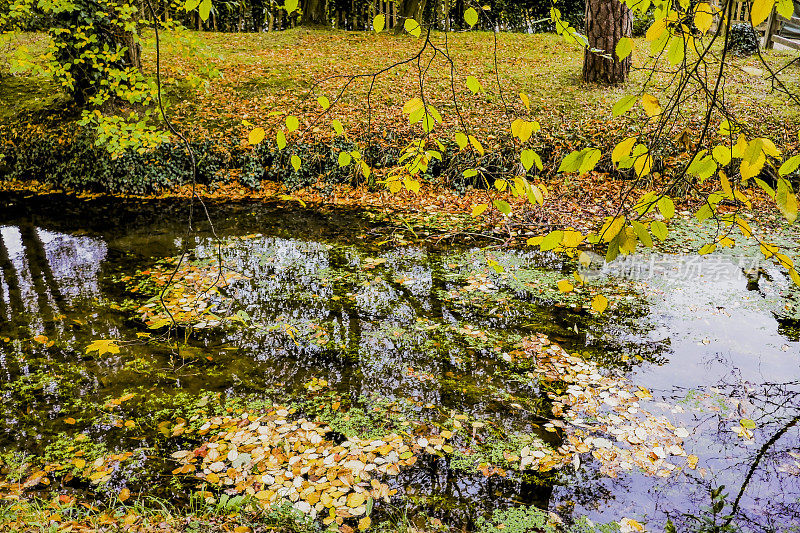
[0,202,798,530]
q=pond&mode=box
[0,193,798,532]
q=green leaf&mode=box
[579,148,601,175]
[612,95,637,117]
[650,220,668,241]
[521,149,535,171]
[317,96,330,110]
[276,131,287,150]
[755,178,776,199]
[540,230,564,251]
[695,203,714,222]
[631,220,653,248]
[667,37,685,65]
[285,0,299,14]
[493,199,512,216]
[464,7,479,27]
[373,14,386,33]
[558,150,584,173]
[615,37,633,60]
[740,418,757,429]
[291,155,301,172]
[657,196,675,219]
[338,152,352,167]
[466,75,482,94]
[779,154,800,177]
[331,119,344,135]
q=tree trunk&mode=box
[302,0,327,26]
[252,0,265,31]
[394,0,426,34]
[582,0,632,84]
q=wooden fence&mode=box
[730,0,800,50]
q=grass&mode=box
[2,28,799,142]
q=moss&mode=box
[0,75,71,126]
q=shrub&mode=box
[727,23,760,56]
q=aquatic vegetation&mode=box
[126,256,246,329]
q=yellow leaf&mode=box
[641,93,662,117]
[358,516,372,531]
[645,18,667,41]
[118,488,130,502]
[520,92,530,110]
[612,137,636,165]
[634,151,653,178]
[557,279,574,293]
[347,492,366,508]
[561,230,583,248]
[402,98,424,115]
[694,3,714,33]
[73,458,85,469]
[248,127,265,145]
[751,0,776,25]
[285,115,300,132]
[471,203,489,217]
[591,294,609,313]
[33,334,49,344]
[469,135,485,155]
[86,339,120,356]
[65,417,76,425]
[373,14,385,33]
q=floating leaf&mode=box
[86,339,120,356]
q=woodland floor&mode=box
[2,29,799,234]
